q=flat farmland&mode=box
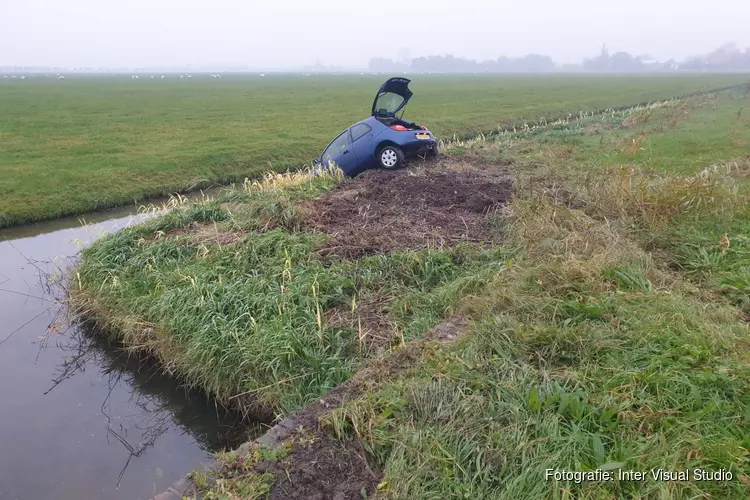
[1,73,748,227]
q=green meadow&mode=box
[1,73,748,227]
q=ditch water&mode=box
[0,192,253,500]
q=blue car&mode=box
[313,77,438,176]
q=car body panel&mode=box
[315,78,437,177]
[319,129,358,174]
[350,122,376,168]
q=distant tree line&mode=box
[369,43,750,73]
[370,54,555,73]
[679,43,750,71]
[581,45,677,72]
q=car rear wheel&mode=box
[378,146,404,170]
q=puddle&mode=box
[0,190,254,500]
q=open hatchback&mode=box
[314,77,438,176]
[372,77,413,118]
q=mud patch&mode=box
[304,166,512,258]
[255,425,378,500]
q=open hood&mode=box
[371,77,413,118]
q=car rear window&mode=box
[375,92,405,114]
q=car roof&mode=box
[353,116,379,127]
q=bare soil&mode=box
[304,161,513,258]
[257,405,379,500]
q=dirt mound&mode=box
[256,423,378,500]
[304,166,512,257]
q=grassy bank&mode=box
[2,73,749,228]
[72,166,514,418]
[73,88,749,498]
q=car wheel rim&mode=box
[381,149,397,167]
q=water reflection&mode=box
[47,322,257,488]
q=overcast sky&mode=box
[3,0,748,68]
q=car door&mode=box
[321,129,357,174]
[349,123,375,170]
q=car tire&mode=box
[377,145,404,170]
[427,144,440,160]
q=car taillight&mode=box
[390,124,408,131]
[421,125,428,130]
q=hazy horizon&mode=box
[4,0,749,68]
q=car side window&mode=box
[323,130,350,160]
[350,123,372,142]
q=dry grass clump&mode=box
[581,164,742,228]
[242,165,344,194]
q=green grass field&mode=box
[73,87,750,497]
[2,73,749,228]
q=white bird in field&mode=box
[180,75,184,79]
[21,75,26,79]
[58,76,65,79]
[150,75,154,79]
[260,73,265,77]
[187,75,192,78]
[161,75,165,79]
